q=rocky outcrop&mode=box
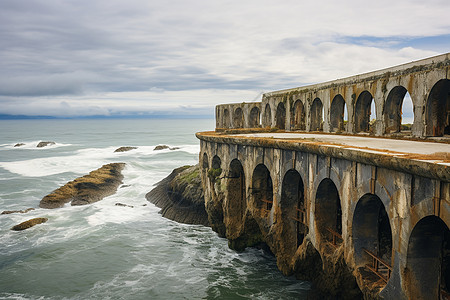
[146,164,209,226]
[14,143,25,147]
[153,145,180,151]
[37,141,55,148]
[2,208,35,215]
[11,218,48,231]
[39,163,125,208]
[114,146,137,152]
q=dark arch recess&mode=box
[426,79,450,136]
[310,98,323,131]
[355,91,375,133]
[352,193,392,284]
[291,100,306,130]
[275,102,286,129]
[251,164,273,212]
[281,169,307,248]
[315,178,342,247]
[330,95,346,132]
[406,216,450,299]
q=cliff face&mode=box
[145,165,209,226]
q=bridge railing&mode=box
[291,207,307,225]
[363,248,392,283]
[326,227,343,248]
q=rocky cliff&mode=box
[145,164,209,226]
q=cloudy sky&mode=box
[0,0,449,118]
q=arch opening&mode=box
[249,106,260,128]
[275,102,286,129]
[233,107,244,128]
[353,193,392,283]
[251,164,273,212]
[406,216,450,299]
[281,169,307,248]
[384,86,414,134]
[315,179,342,247]
[263,103,272,128]
[223,109,230,128]
[330,95,346,132]
[226,159,247,226]
[202,152,209,170]
[355,91,376,133]
[291,100,306,130]
[426,79,450,136]
[310,98,323,131]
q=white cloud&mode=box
[0,0,448,116]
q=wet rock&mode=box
[114,146,137,153]
[14,143,25,147]
[37,141,55,148]
[115,203,134,208]
[2,208,35,215]
[154,145,169,151]
[146,164,209,226]
[154,145,180,151]
[39,163,125,209]
[120,184,131,188]
[11,218,48,231]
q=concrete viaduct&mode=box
[198,53,450,299]
[216,53,450,138]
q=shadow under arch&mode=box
[405,215,450,299]
[275,102,286,129]
[355,91,375,133]
[310,98,323,131]
[225,159,247,229]
[330,95,346,132]
[251,164,273,212]
[352,193,392,284]
[223,109,230,128]
[249,106,260,128]
[233,107,244,128]
[263,103,272,128]
[315,178,342,248]
[291,99,306,130]
[384,86,410,134]
[280,169,307,250]
[426,79,450,136]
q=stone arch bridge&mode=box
[216,53,450,138]
[198,53,450,299]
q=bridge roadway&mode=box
[197,130,450,299]
[232,132,450,166]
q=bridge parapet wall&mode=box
[216,53,450,138]
[216,102,262,129]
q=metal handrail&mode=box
[291,207,307,225]
[325,227,342,247]
[363,248,392,283]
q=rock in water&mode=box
[154,145,169,151]
[37,141,55,148]
[114,146,138,153]
[11,218,48,231]
[39,163,126,209]
[145,164,209,226]
[14,143,25,147]
[2,208,35,215]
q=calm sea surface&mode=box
[0,119,310,299]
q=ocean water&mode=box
[0,119,310,300]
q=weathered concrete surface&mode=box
[217,53,450,139]
[197,130,449,299]
[39,163,125,208]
